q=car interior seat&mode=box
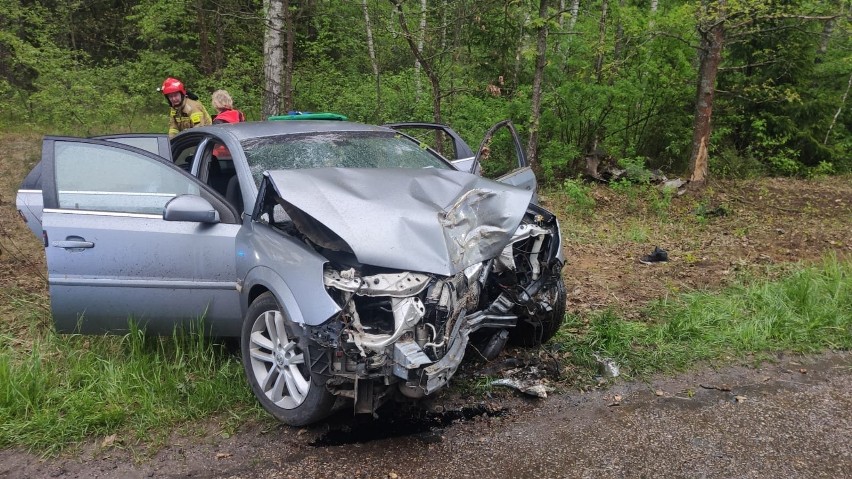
[207,159,232,196]
[225,176,243,213]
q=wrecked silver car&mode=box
[16,119,565,425]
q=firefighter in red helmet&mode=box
[160,77,212,138]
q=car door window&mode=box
[476,125,522,180]
[172,145,198,171]
[384,123,475,163]
[54,141,200,215]
[100,137,161,155]
[91,134,171,161]
[471,120,538,198]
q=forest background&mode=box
[0,0,850,184]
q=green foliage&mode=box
[617,156,653,183]
[807,160,836,178]
[0,0,849,179]
[709,147,766,179]
[539,139,581,183]
[609,178,645,212]
[650,186,675,219]
[555,255,852,378]
[129,0,195,47]
[561,178,596,215]
[748,118,801,176]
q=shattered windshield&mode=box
[241,131,452,186]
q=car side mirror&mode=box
[163,194,220,223]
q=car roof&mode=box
[184,120,394,142]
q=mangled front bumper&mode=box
[257,167,563,407]
[307,206,563,400]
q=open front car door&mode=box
[39,137,243,336]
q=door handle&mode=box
[53,240,94,249]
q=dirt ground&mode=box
[0,133,850,477]
[3,351,850,478]
[542,175,851,317]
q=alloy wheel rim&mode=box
[248,310,311,409]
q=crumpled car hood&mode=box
[265,168,533,276]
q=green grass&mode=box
[553,255,852,379]
[1,256,849,454]
[0,318,259,454]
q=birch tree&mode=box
[262,0,284,118]
[362,0,381,118]
[282,0,295,112]
[415,0,426,101]
[390,0,443,125]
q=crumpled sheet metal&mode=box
[267,167,533,276]
[491,378,551,398]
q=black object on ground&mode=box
[640,246,669,264]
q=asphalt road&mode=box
[2,352,850,479]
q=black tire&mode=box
[241,292,335,426]
[508,276,567,347]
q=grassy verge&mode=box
[0,314,258,454]
[1,256,849,454]
[555,254,851,379]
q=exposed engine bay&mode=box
[307,205,564,414]
[254,167,566,418]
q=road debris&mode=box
[594,354,621,378]
[491,378,551,398]
[700,383,732,392]
[101,434,118,448]
[639,246,668,265]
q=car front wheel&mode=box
[241,292,334,426]
[508,276,567,347]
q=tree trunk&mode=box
[555,0,564,54]
[214,5,224,74]
[513,11,530,89]
[197,0,213,75]
[817,16,836,61]
[391,0,442,125]
[594,0,608,84]
[613,0,625,68]
[262,0,285,119]
[688,1,726,185]
[526,0,549,167]
[561,0,579,56]
[283,0,295,112]
[649,0,658,28]
[824,70,852,145]
[568,0,579,31]
[816,0,841,61]
[361,0,381,120]
[415,0,427,102]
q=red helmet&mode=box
[160,77,186,95]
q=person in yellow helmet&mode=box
[160,77,212,138]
